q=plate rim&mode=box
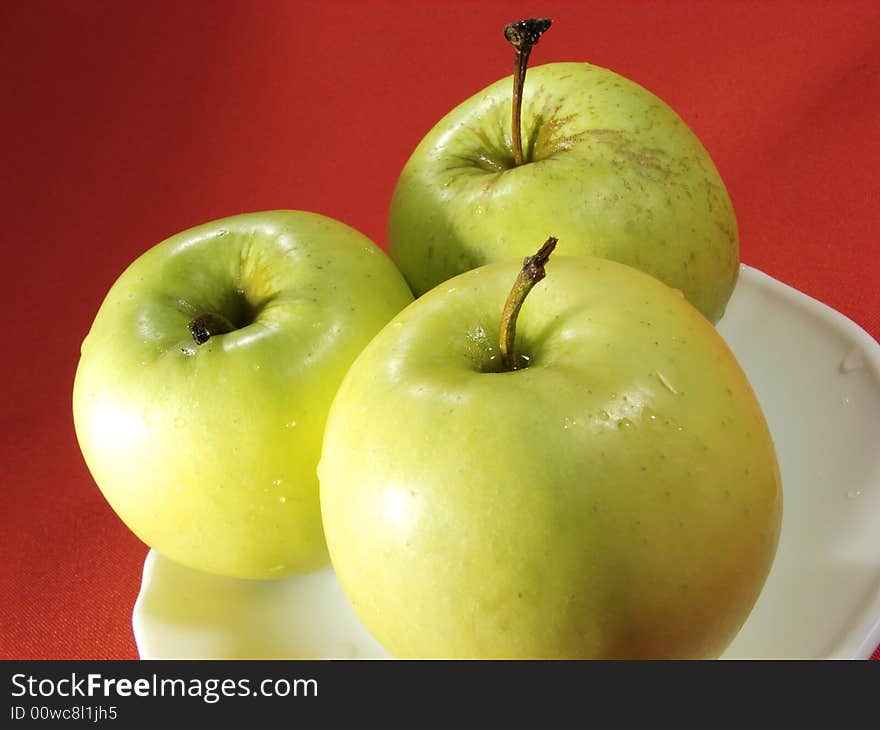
[730,265,880,659]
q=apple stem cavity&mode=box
[188,312,237,345]
[499,236,557,372]
[503,17,552,167]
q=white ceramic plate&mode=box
[132,265,880,660]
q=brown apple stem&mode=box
[188,312,237,345]
[499,236,557,371]
[504,18,552,166]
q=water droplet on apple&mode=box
[617,418,634,430]
[278,496,288,504]
[272,478,282,487]
[284,420,297,429]
[839,348,864,374]
[656,371,679,394]
[174,417,186,429]
[268,564,286,573]
[598,410,610,421]
[847,489,863,499]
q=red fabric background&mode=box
[1,1,877,660]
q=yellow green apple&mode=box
[319,250,781,658]
[388,19,739,323]
[73,210,413,580]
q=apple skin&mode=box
[319,256,781,658]
[388,62,739,323]
[73,211,414,580]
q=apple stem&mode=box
[499,236,557,371]
[504,17,552,167]
[188,312,237,345]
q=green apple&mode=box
[319,247,781,658]
[388,20,739,323]
[73,211,413,580]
